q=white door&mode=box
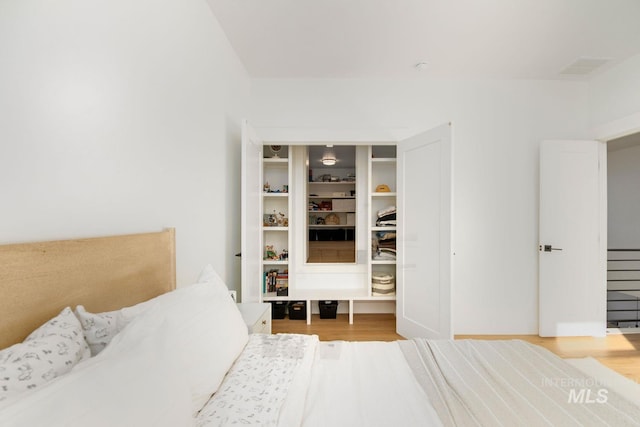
[539,140,606,337]
[396,123,452,339]
[240,120,263,303]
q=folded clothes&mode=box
[376,231,396,240]
[378,242,396,250]
[376,219,397,227]
[373,248,396,260]
[377,205,397,217]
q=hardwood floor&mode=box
[273,314,640,383]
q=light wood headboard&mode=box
[0,228,176,350]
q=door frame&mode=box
[242,124,453,337]
[592,111,640,334]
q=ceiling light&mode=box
[322,154,336,166]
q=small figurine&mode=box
[264,245,279,260]
[277,211,287,226]
[263,182,270,192]
[279,249,288,261]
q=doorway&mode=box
[306,145,357,263]
[606,132,640,333]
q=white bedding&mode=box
[197,334,318,427]
[399,339,640,427]
[301,341,443,427]
[4,276,640,427]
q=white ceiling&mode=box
[206,0,640,80]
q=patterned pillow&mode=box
[0,307,90,404]
[74,298,157,357]
[74,306,120,356]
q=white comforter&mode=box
[196,336,442,427]
[200,336,640,427]
[302,340,443,426]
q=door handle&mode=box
[539,244,562,252]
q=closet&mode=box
[240,121,453,339]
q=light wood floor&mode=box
[273,314,640,383]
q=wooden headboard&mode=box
[0,228,176,350]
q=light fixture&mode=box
[322,155,336,166]
[321,144,337,166]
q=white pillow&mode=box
[197,263,232,295]
[101,280,249,416]
[0,307,90,404]
[0,319,193,427]
[74,273,228,357]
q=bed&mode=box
[1,230,639,426]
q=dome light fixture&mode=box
[322,154,336,166]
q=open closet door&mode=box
[539,140,606,337]
[397,123,452,339]
[240,120,263,303]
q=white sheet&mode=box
[302,341,443,427]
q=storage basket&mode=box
[318,300,338,319]
[288,301,307,320]
[372,273,395,296]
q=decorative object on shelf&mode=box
[276,211,288,227]
[263,182,270,192]
[319,201,332,210]
[375,184,391,192]
[283,185,288,193]
[269,145,282,158]
[264,245,279,260]
[263,212,278,227]
[324,213,340,225]
[279,249,288,260]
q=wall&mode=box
[589,54,640,132]
[249,78,590,334]
[608,144,640,248]
[0,0,250,289]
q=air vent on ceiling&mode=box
[560,57,610,75]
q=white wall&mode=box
[249,78,590,334]
[589,54,640,131]
[0,0,250,289]
[608,144,640,248]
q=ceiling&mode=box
[206,0,640,80]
